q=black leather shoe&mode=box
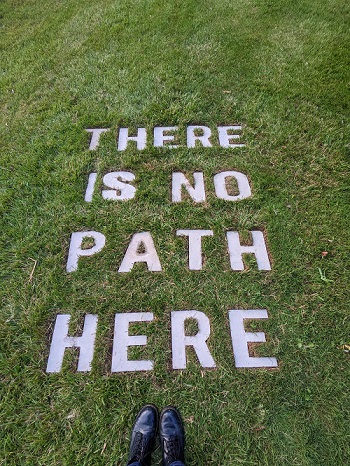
[127,404,158,466]
[159,406,185,466]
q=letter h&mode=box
[46,314,98,373]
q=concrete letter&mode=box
[172,172,206,203]
[118,128,146,151]
[46,314,98,373]
[171,310,216,369]
[118,232,162,272]
[112,312,154,372]
[218,126,245,148]
[86,128,109,150]
[226,231,271,270]
[66,231,106,273]
[154,126,178,148]
[187,125,212,148]
[214,171,251,201]
[228,309,278,368]
[176,230,213,270]
[102,171,136,200]
[84,172,97,202]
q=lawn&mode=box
[1,0,349,464]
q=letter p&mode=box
[66,231,106,272]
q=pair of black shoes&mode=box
[127,405,185,466]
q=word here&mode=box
[46,310,278,373]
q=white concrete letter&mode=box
[117,127,146,151]
[172,172,206,203]
[228,309,278,368]
[86,128,109,150]
[226,231,271,270]
[84,172,97,202]
[218,126,245,148]
[214,171,251,201]
[187,125,212,148]
[112,312,154,372]
[171,310,216,369]
[46,314,98,373]
[102,171,136,200]
[154,126,178,148]
[176,230,213,270]
[66,231,106,273]
[118,232,162,272]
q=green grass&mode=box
[1,0,349,464]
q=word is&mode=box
[46,309,278,373]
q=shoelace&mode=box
[129,431,150,464]
[162,435,182,465]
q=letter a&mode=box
[118,232,162,272]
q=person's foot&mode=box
[159,406,185,466]
[127,404,158,466]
